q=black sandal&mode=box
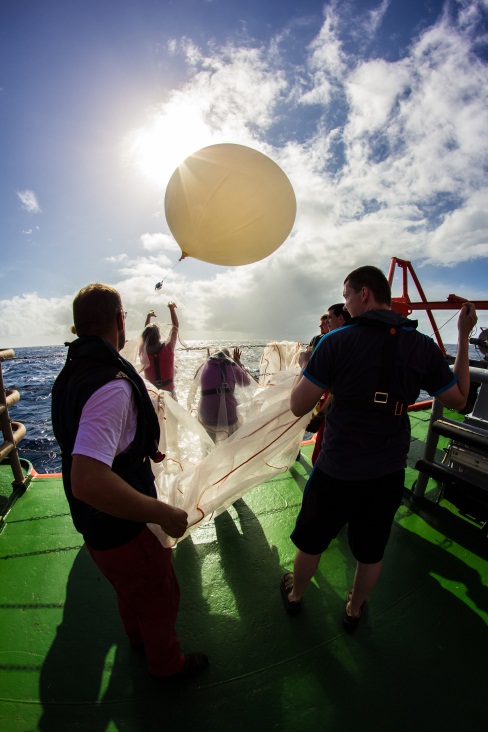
[342,588,365,632]
[280,572,301,616]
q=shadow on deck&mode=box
[0,447,486,732]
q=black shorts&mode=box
[291,466,405,563]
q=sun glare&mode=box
[128,105,214,189]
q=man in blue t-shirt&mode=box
[308,312,329,350]
[280,265,477,631]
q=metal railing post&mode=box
[413,398,444,497]
[0,349,27,487]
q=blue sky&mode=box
[1,0,487,346]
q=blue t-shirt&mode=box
[304,310,456,480]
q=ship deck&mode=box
[0,412,487,732]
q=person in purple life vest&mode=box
[197,348,252,443]
[139,303,179,399]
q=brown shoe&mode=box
[280,572,301,616]
[169,653,209,679]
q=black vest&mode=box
[51,336,161,549]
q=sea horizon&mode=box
[2,340,485,474]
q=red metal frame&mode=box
[387,257,488,355]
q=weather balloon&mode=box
[164,143,296,266]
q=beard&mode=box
[117,327,126,352]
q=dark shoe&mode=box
[169,653,209,680]
[280,572,301,616]
[342,588,365,633]
[130,641,144,653]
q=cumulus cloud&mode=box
[0,292,72,344]
[427,189,488,264]
[17,189,41,213]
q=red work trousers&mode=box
[87,525,183,677]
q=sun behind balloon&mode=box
[164,143,297,266]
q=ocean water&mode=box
[1,340,268,473]
[1,340,483,474]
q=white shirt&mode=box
[72,379,137,466]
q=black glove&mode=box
[306,412,325,433]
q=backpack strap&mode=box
[201,361,235,396]
[334,321,409,416]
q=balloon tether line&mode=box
[154,258,183,291]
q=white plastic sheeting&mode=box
[123,340,309,546]
[258,341,302,386]
[149,373,308,546]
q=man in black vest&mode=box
[280,266,477,631]
[52,283,208,678]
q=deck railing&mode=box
[0,349,27,487]
[413,366,488,524]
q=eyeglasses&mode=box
[121,311,127,320]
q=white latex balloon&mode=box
[164,143,297,266]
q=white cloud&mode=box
[364,0,390,38]
[0,292,72,345]
[345,59,411,136]
[17,189,41,214]
[123,42,287,189]
[116,256,174,279]
[299,6,347,106]
[140,232,180,252]
[427,189,488,264]
[105,253,129,263]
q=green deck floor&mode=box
[0,443,487,732]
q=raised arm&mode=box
[437,302,477,410]
[232,347,252,386]
[167,302,179,348]
[145,310,157,327]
